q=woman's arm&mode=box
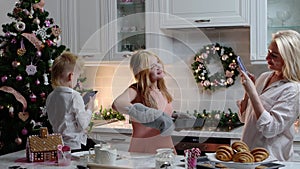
[240,71,265,119]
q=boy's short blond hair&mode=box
[51,52,83,88]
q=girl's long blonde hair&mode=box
[130,50,173,108]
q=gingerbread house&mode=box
[26,127,63,162]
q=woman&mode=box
[112,50,176,154]
[237,30,300,161]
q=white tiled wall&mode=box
[83,27,269,113]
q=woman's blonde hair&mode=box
[50,51,83,88]
[273,30,300,82]
[130,50,173,108]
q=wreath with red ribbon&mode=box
[191,43,240,90]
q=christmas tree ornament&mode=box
[34,27,49,42]
[53,36,61,46]
[35,79,40,85]
[22,33,43,50]
[30,119,42,129]
[16,75,23,81]
[15,21,26,32]
[9,106,14,113]
[30,93,37,102]
[17,39,26,56]
[18,112,29,121]
[13,7,22,17]
[1,75,8,83]
[33,0,45,12]
[5,32,11,37]
[43,73,49,85]
[12,61,21,68]
[36,50,42,57]
[44,20,51,27]
[26,83,30,88]
[23,9,30,16]
[21,128,28,135]
[46,39,53,46]
[40,92,46,98]
[33,17,40,25]
[51,26,62,37]
[0,105,3,110]
[29,6,34,19]
[48,59,54,67]
[26,63,37,76]
[15,137,22,145]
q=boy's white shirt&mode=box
[46,86,92,150]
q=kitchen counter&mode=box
[90,121,300,141]
[89,121,300,161]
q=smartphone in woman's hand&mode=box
[237,56,247,72]
[83,91,98,105]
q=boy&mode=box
[46,52,95,151]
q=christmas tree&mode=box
[0,0,67,155]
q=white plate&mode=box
[71,150,94,158]
[206,153,278,169]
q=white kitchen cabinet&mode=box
[159,0,250,28]
[250,0,300,63]
[107,0,159,61]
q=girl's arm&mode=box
[112,87,137,114]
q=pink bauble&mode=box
[12,61,20,68]
[1,75,8,82]
[21,128,28,135]
[35,79,40,85]
[15,137,22,145]
[36,51,42,57]
[30,93,37,102]
[16,75,22,81]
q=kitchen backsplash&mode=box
[82,27,269,113]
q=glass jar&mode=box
[155,148,175,169]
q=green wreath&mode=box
[191,43,240,90]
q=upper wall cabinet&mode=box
[45,0,109,65]
[159,0,250,28]
[250,0,300,63]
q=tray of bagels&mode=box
[205,141,284,169]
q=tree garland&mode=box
[191,43,240,90]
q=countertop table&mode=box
[0,149,185,169]
[2,149,300,169]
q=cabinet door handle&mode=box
[111,138,126,142]
[194,19,211,23]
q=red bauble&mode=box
[40,92,46,98]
